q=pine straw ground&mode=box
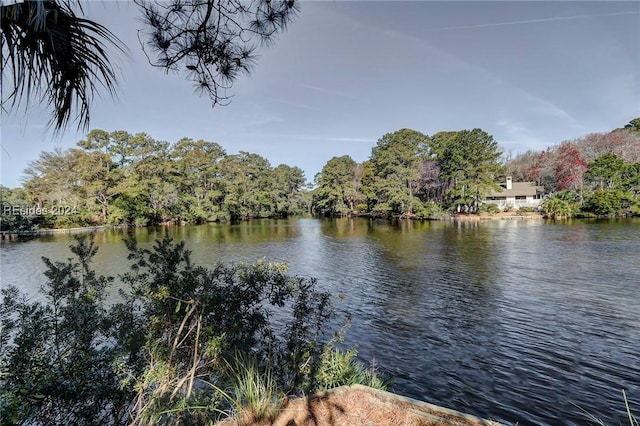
[216,385,504,426]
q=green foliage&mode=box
[12,130,311,231]
[624,117,640,134]
[223,357,282,424]
[622,163,640,197]
[583,190,635,216]
[541,195,575,218]
[411,199,446,219]
[584,153,626,191]
[312,127,504,218]
[366,129,431,217]
[1,234,371,425]
[517,206,538,213]
[219,152,275,220]
[0,186,54,231]
[479,203,501,214]
[312,155,360,217]
[271,164,308,217]
[315,347,387,392]
[431,129,504,212]
[171,138,227,222]
[535,152,640,218]
[121,235,338,423]
[0,236,130,425]
[506,118,640,195]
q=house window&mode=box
[486,196,506,201]
[515,195,527,200]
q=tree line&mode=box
[3,120,640,232]
[1,129,309,230]
[312,128,505,218]
[505,118,640,217]
[311,120,640,219]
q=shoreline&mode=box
[4,213,637,240]
[451,212,544,220]
[0,225,115,241]
[217,384,505,426]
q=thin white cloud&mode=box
[325,136,376,143]
[298,83,360,101]
[433,10,640,31]
[495,119,551,153]
[233,131,375,143]
[526,99,571,120]
[255,95,322,112]
[241,102,285,128]
[382,21,577,129]
[497,119,528,137]
[247,115,283,127]
[292,134,375,143]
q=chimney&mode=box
[506,176,512,190]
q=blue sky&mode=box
[2,1,639,188]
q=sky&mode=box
[1,1,639,188]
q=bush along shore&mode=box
[0,234,385,425]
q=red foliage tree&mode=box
[555,142,587,191]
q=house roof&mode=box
[487,182,543,197]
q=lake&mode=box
[1,217,639,425]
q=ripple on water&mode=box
[2,218,640,425]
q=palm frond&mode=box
[1,0,126,133]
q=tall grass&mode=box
[218,357,283,425]
[315,347,388,392]
[574,390,638,426]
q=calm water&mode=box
[2,217,639,425]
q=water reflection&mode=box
[1,217,640,425]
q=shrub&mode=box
[412,200,445,219]
[478,203,500,214]
[541,197,575,218]
[583,190,634,216]
[574,211,598,219]
[0,237,131,425]
[487,203,501,214]
[517,206,538,213]
[1,234,367,425]
[315,347,387,392]
[121,235,337,423]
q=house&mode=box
[483,177,544,210]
